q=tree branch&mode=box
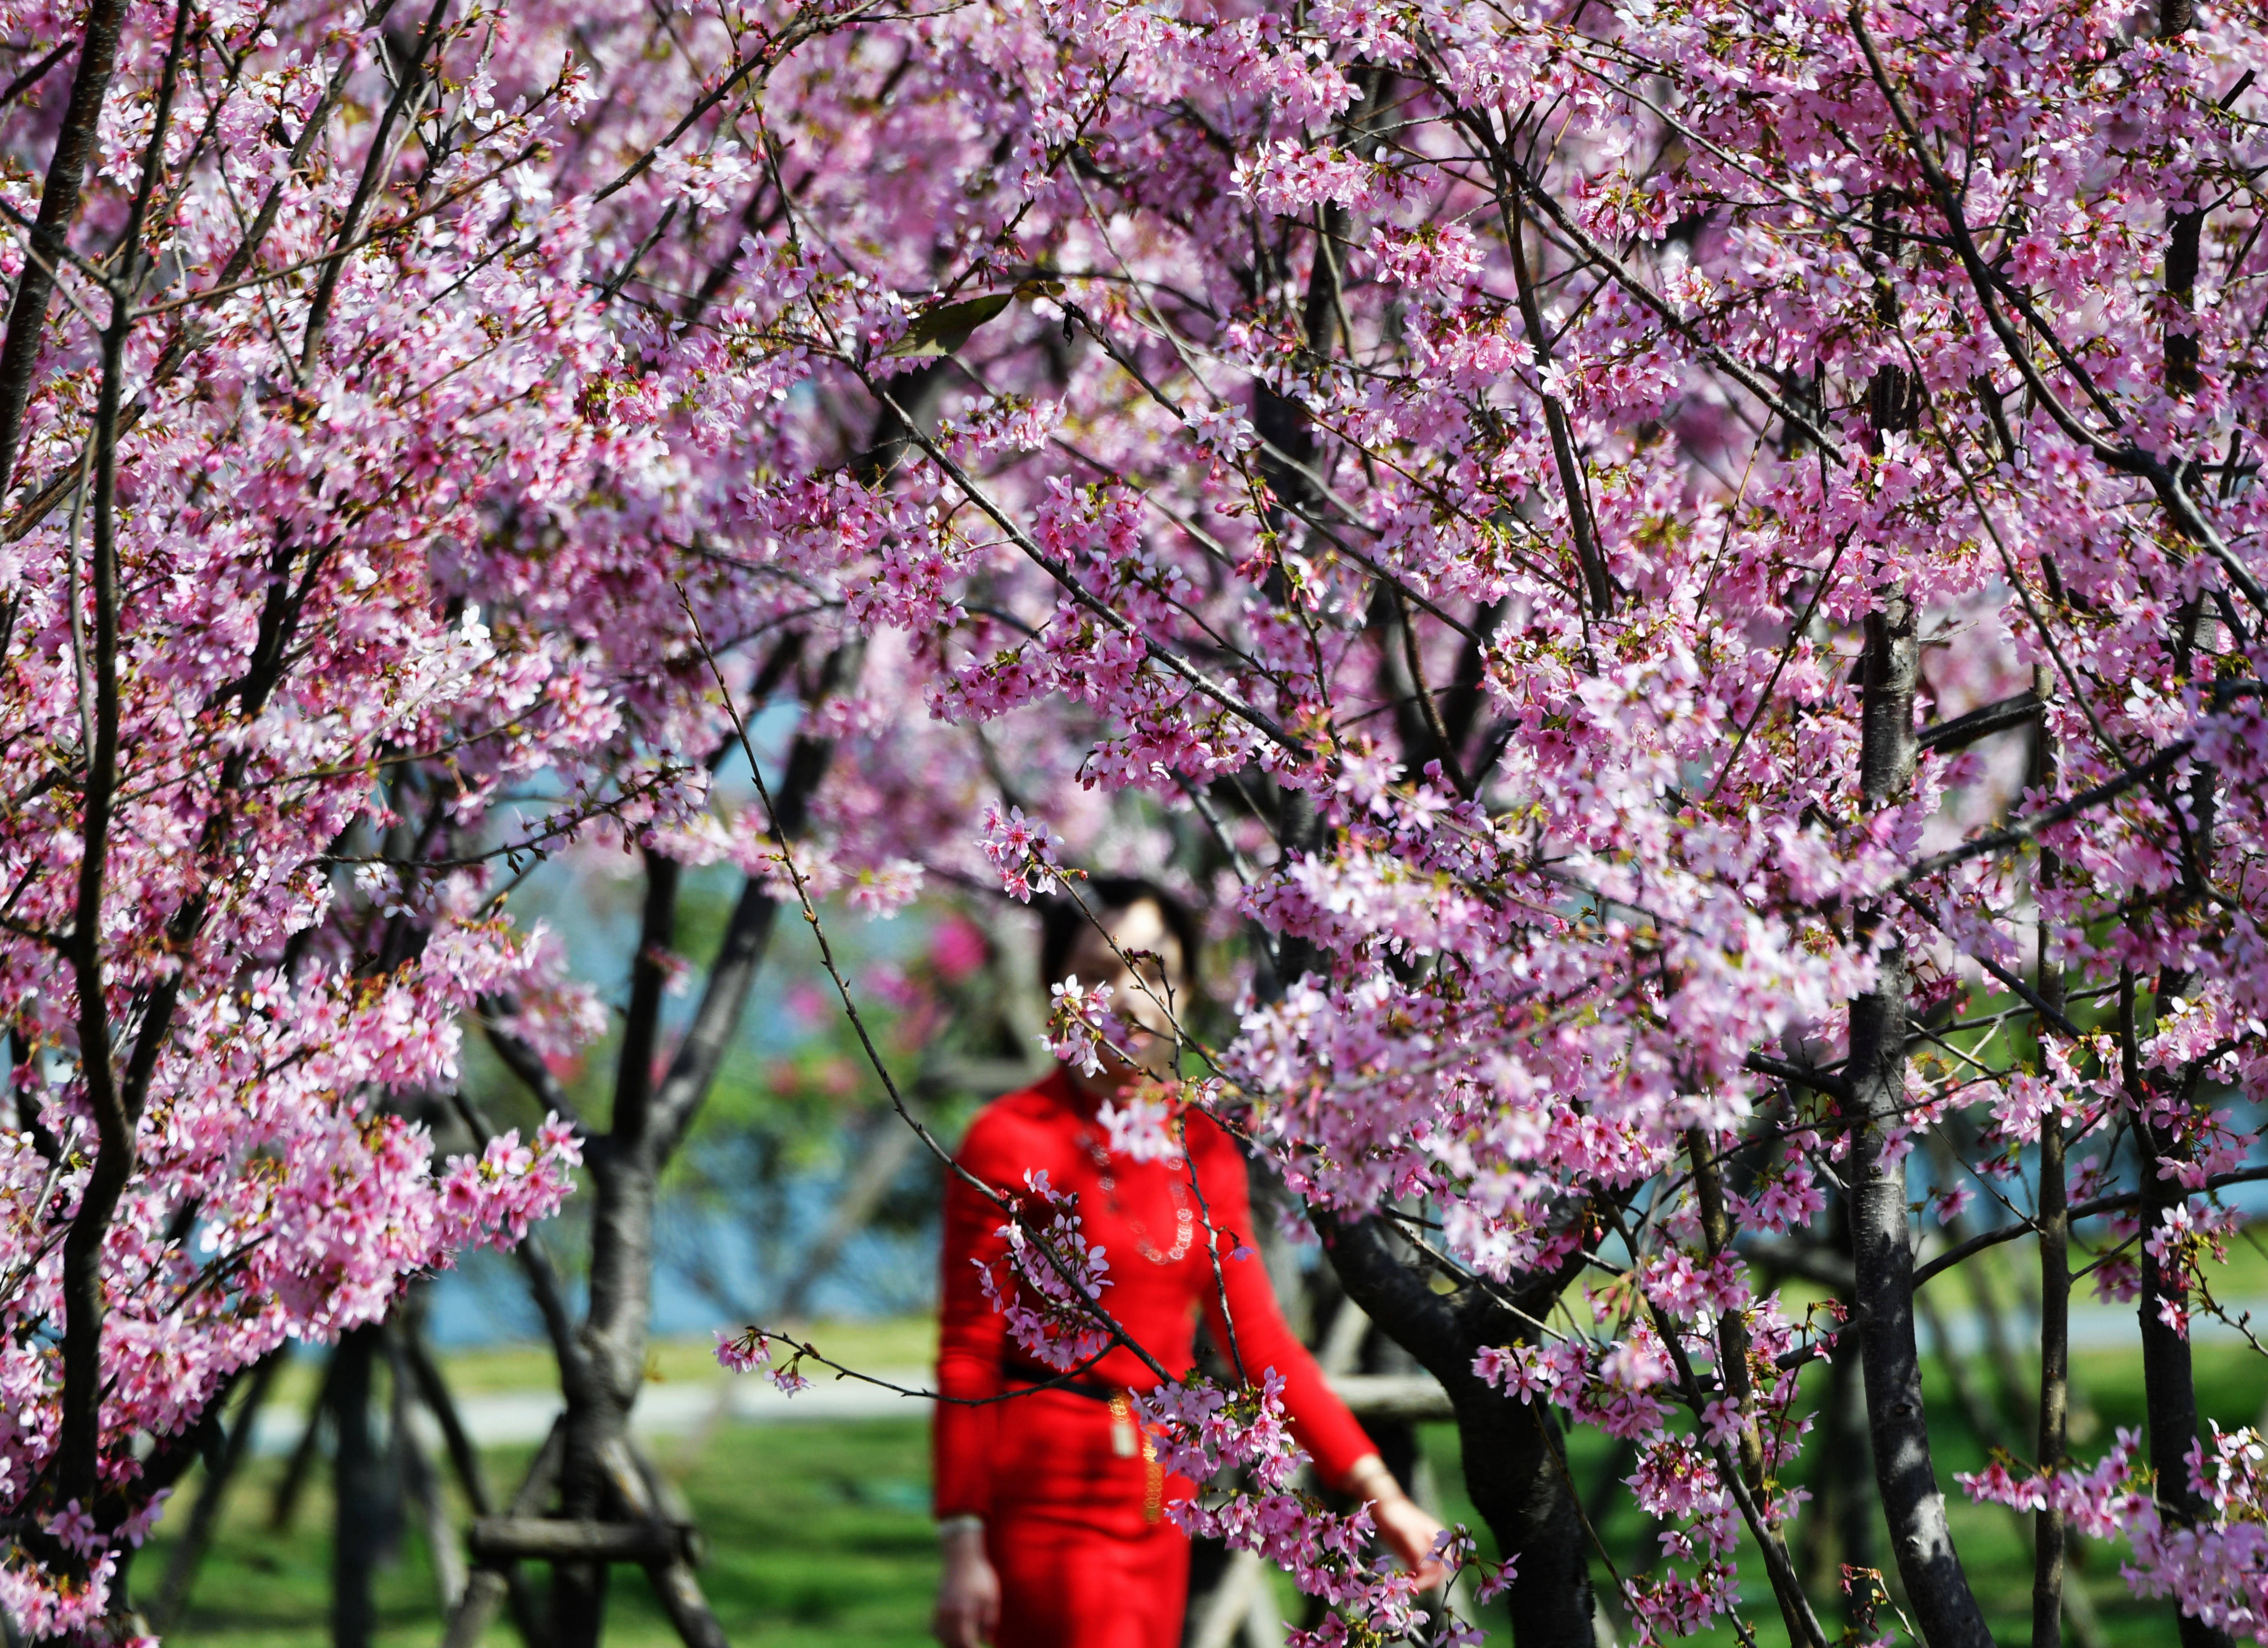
[298,0,451,371]
[648,721,838,1160]
[1916,690,2043,753]
[0,0,129,503]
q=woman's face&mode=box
[1059,898,1189,1086]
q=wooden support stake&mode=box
[441,1421,564,1648]
[469,1519,699,1566]
[600,1437,730,1648]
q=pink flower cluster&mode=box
[980,804,1070,904]
[435,1118,585,1251]
[1139,1372,1433,1634]
[975,1173,1116,1372]
[1044,976,1124,1078]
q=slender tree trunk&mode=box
[545,709,840,1648]
[548,856,675,1646]
[1828,1334,1881,1625]
[2161,0,2204,394]
[1457,1389,1599,1648]
[400,1317,549,1647]
[2033,669,2074,1648]
[599,1439,728,1648]
[273,1349,340,1530]
[2034,1103,2071,1648]
[391,1326,468,1612]
[1849,594,1995,1648]
[1926,1126,2039,1443]
[2126,966,2234,1648]
[443,1422,564,1648]
[2136,1107,2227,1648]
[333,1323,401,1648]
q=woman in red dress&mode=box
[931,883,1446,1648]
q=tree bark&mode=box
[400,1316,548,1646]
[1825,1332,1881,1624]
[546,852,676,1644]
[54,7,208,1530]
[472,1522,697,1565]
[391,1326,468,1613]
[272,1348,340,1530]
[295,0,450,371]
[599,1439,730,1648]
[442,1422,564,1648]
[2034,1103,2071,1648]
[2137,1109,2227,1648]
[2161,0,2204,393]
[2032,670,2073,1648]
[1849,594,1995,1648]
[2126,968,2234,1648]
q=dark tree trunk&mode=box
[1847,595,1994,1648]
[1316,1213,1597,1648]
[0,0,129,499]
[1448,1379,1595,1647]
[2160,0,2203,392]
[546,855,675,1647]
[1825,1333,1880,1624]
[333,1323,401,1648]
[272,1348,339,1530]
[2128,972,2234,1648]
[442,1422,566,1648]
[543,710,841,1648]
[2033,685,2074,1648]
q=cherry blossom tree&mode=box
[0,0,818,1634]
[0,4,1082,1639]
[691,0,2268,1640]
[6,0,2268,1643]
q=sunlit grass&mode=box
[142,1328,2268,1648]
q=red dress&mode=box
[934,1070,1378,1648]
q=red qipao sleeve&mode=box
[932,1099,1033,1520]
[1185,1118,1379,1490]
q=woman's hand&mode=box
[1342,1455,1450,1586]
[1371,1491,1450,1585]
[932,1520,1000,1648]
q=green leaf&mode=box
[881,291,1016,358]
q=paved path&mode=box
[249,1368,1467,1454]
[249,1366,939,1456]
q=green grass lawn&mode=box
[137,1329,2268,1648]
[145,1417,943,1648]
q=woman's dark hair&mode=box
[1037,876,1202,993]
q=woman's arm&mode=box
[1189,1123,1448,1581]
[932,1517,999,1648]
[932,1113,1022,1648]
[1189,1122,1376,1477]
[1340,1453,1451,1583]
[933,1115,1019,1520]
